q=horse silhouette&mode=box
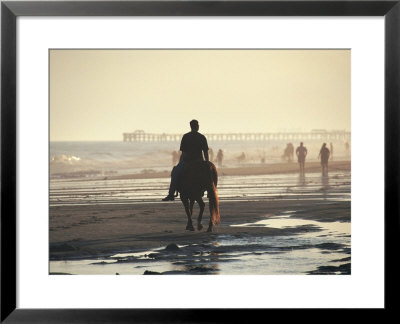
[176,161,220,232]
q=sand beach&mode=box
[50,160,351,275]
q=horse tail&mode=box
[207,162,220,225]
[209,181,220,225]
[207,161,218,186]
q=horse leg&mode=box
[197,197,205,231]
[207,197,213,232]
[189,199,195,217]
[181,197,194,231]
[207,218,213,232]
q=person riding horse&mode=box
[162,119,209,201]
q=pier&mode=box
[123,130,350,143]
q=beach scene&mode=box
[49,49,351,275]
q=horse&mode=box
[176,160,220,232]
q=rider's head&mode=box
[300,142,303,146]
[190,120,199,131]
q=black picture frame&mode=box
[1,0,399,322]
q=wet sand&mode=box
[97,160,350,180]
[50,161,351,274]
[50,199,350,259]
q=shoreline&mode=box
[70,160,350,181]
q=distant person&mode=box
[318,143,330,176]
[296,142,308,174]
[237,152,246,163]
[330,143,333,160]
[216,149,224,167]
[282,143,294,162]
[282,144,288,161]
[208,148,214,163]
[162,120,209,201]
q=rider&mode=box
[162,119,209,201]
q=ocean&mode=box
[50,140,350,179]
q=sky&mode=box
[50,49,350,141]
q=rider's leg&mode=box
[163,161,185,200]
[169,161,185,194]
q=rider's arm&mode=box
[204,150,209,161]
[203,136,209,161]
[180,152,186,162]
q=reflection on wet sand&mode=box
[298,173,306,187]
[50,212,350,275]
[322,175,330,199]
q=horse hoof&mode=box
[197,224,203,231]
[207,227,212,232]
[186,225,195,231]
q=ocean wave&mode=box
[51,154,81,162]
[50,169,118,179]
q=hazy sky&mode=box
[50,49,350,141]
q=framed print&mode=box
[1,0,399,322]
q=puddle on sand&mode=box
[232,215,350,236]
[50,260,196,275]
[50,216,350,275]
[219,214,350,274]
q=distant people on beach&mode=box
[216,149,224,167]
[282,143,294,162]
[318,143,330,176]
[237,152,246,163]
[296,142,308,174]
[208,148,214,163]
[330,142,333,160]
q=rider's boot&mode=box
[162,194,175,201]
